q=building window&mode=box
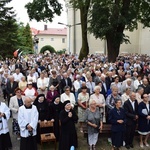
[62,38,65,43]
[51,38,54,41]
[41,38,44,41]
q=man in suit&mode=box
[139,78,150,94]
[101,75,109,98]
[6,75,18,106]
[123,92,138,149]
[60,73,72,94]
[105,71,113,89]
[15,60,23,73]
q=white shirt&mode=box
[73,80,82,92]
[27,75,37,83]
[37,77,49,89]
[129,99,135,111]
[61,92,76,108]
[24,88,37,100]
[134,79,142,90]
[13,73,23,82]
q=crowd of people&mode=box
[0,53,150,150]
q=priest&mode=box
[0,101,12,150]
[18,97,39,150]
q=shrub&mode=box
[40,45,56,54]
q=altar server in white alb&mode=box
[18,97,39,150]
[0,101,12,150]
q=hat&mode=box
[64,100,71,107]
[27,82,33,85]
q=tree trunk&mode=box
[79,6,89,61]
[106,36,120,63]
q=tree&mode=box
[17,22,34,54]
[0,0,18,58]
[23,23,33,49]
[17,22,27,47]
[25,0,62,22]
[70,0,91,60]
[89,0,150,62]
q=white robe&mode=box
[0,102,10,135]
[18,105,39,138]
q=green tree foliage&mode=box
[89,0,150,62]
[23,23,33,49]
[0,0,18,58]
[17,23,34,54]
[17,22,27,47]
[25,0,62,22]
[70,0,91,61]
[40,45,56,53]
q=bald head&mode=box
[24,97,32,107]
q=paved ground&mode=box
[1,97,149,150]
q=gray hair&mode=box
[94,85,102,92]
[89,99,96,106]
[137,86,144,92]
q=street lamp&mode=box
[58,22,81,54]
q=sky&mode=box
[8,0,67,30]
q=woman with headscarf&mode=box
[49,96,63,141]
[59,100,78,150]
[33,94,51,143]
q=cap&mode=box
[27,82,33,85]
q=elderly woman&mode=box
[18,76,27,91]
[121,87,131,104]
[136,87,144,104]
[60,86,76,108]
[138,94,150,148]
[78,86,89,132]
[84,99,103,150]
[59,100,78,150]
[109,99,126,150]
[46,85,59,104]
[90,86,106,122]
[9,88,26,140]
